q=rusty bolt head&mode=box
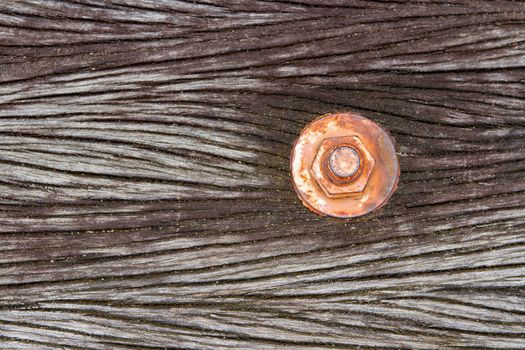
[311,136,375,198]
[290,112,400,218]
[329,146,360,178]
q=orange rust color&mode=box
[311,136,375,198]
[290,112,400,218]
[328,146,361,179]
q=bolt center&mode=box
[328,146,361,178]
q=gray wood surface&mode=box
[1,0,525,349]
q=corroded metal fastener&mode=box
[290,112,400,218]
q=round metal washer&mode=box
[290,112,400,218]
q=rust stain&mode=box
[290,112,400,218]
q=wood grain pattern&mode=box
[1,0,525,349]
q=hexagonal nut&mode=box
[310,136,375,198]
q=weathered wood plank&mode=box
[0,0,525,349]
